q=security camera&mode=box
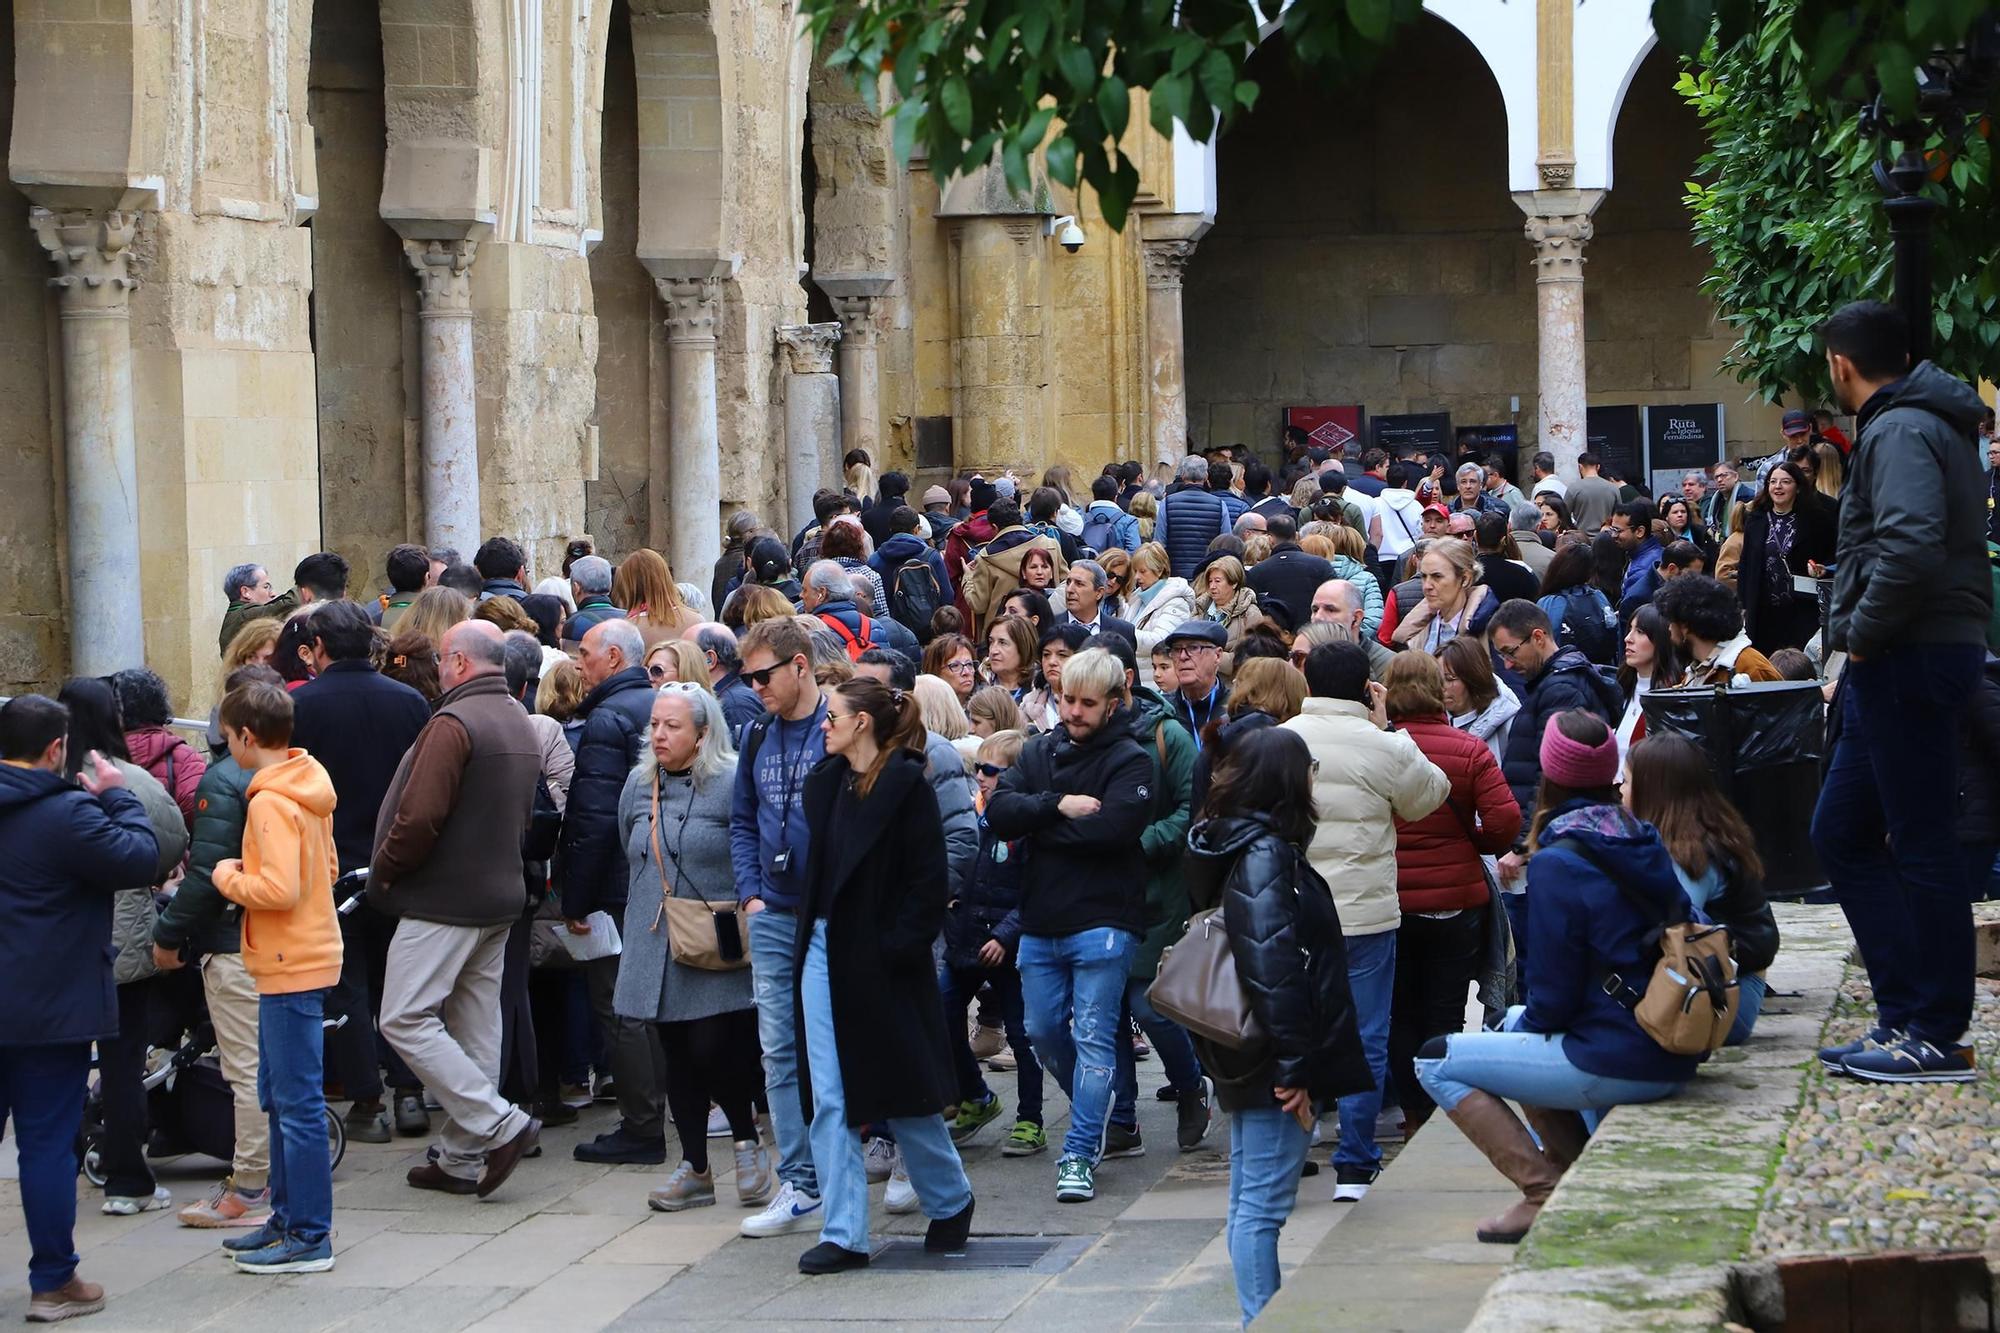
[1045,215,1085,254]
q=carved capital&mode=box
[829,294,884,348]
[32,208,142,310]
[1523,212,1593,280]
[776,322,842,375]
[403,237,479,313]
[1537,155,1576,190]
[1142,237,1198,291]
[658,277,724,343]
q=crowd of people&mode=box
[1,300,1995,1325]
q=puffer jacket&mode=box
[1129,687,1197,980]
[942,822,1025,969]
[1131,577,1197,679]
[1182,815,1375,1112]
[1500,646,1622,818]
[125,726,206,833]
[153,756,252,958]
[1156,487,1229,579]
[1696,846,1781,978]
[1388,714,1521,913]
[1329,555,1384,640]
[558,666,656,919]
[111,760,190,985]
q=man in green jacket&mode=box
[217,563,296,657]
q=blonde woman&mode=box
[913,674,971,746]
[644,639,713,691]
[966,685,1027,740]
[1127,542,1195,684]
[1323,524,1385,640]
[401,586,473,648]
[1390,537,1497,654]
[222,617,283,672]
[614,549,701,646]
[1128,490,1158,543]
[1194,556,1268,653]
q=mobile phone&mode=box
[714,909,745,964]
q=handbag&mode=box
[1148,906,1264,1050]
[650,769,748,972]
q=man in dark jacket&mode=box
[1155,455,1228,579]
[685,622,766,730]
[291,599,435,1143]
[803,561,919,659]
[218,561,293,656]
[1484,597,1620,842]
[1245,515,1334,629]
[1812,301,1995,1083]
[867,504,956,636]
[474,537,531,602]
[371,621,543,1197]
[1160,620,1231,744]
[562,617,668,1162]
[1055,560,1136,644]
[561,554,624,647]
[985,647,1154,1205]
[861,470,912,548]
[0,695,158,1322]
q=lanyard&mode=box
[1181,683,1220,750]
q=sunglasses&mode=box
[742,659,798,688]
[975,762,1010,778]
[647,664,672,681]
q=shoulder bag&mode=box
[1148,906,1263,1049]
[649,767,748,971]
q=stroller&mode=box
[76,869,371,1186]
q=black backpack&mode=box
[889,556,943,643]
[1079,509,1120,557]
[1550,585,1619,667]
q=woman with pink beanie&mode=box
[1413,709,1698,1247]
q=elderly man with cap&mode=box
[1159,621,1229,746]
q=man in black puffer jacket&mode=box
[561,618,667,1164]
[1485,600,1620,820]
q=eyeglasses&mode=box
[1493,641,1523,662]
[944,659,977,673]
[974,762,1009,778]
[1170,644,1217,659]
[741,659,799,688]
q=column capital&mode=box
[1141,236,1199,291]
[31,208,142,309]
[827,293,885,347]
[403,237,479,313]
[776,322,842,375]
[657,276,724,343]
[1522,211,1593,278]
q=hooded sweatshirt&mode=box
[214,749,343,995]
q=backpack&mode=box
[1080,508,1120,557]
[1566,841,1739,1056]
[1548,585,1619,666]
[816,611,875,662]
[889,557,942,643]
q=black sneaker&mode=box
[572,1125,667,1165]
[1175,1077,1214,1152]
[1333,1166,1377,1202]
[533,1097,579,1128]
[1154,1084,1178,1102]
[1102,1122,1145,1159]
[798,1241,870,1275]
[1818,1026,1902,1075]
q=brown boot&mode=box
[1444,1091,1564,1244]
[1521,1105,1590,1172]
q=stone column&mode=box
[655,269,727,585]
[33,208,146,676]
[817,274,895,466]
[403,236,482,555]
[777,323,844,536]
[1142,238,1198,469]
[1516,190,1604,479]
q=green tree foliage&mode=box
[1679,4,1998,400]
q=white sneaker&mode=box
[884,1160,919,1215]
[739,1181,822,1238]
[707,1105,730,1138]
[863,1136,898,1185]
[102,1185,172,1216]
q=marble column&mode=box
[1141,235,1199,469]
[33,207,146,676]
[1517,190,1604,479]
[404,237,482,554]
[777,323,844,536]
[656,271,726,585]
[816,274,895,466]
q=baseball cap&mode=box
[747,536,791,584]
[1422,502,1450,518]
[1781,409,1811,434]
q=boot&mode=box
[1443,1091,1564,1244]
[733,1138,776,1207]
[1521,1105,1589,1172]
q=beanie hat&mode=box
[969,479,998,512]
[921,485,951,508]
[1540,714,1620,790]
[994,476,1018,502]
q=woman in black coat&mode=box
[1736,462,1838,653]
[792,678,975,1275]
[1183,726,1372,1325]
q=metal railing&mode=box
[0,695,213,742]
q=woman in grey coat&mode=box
[614,682,774,1213]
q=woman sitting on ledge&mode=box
[1414,710,1699,1245]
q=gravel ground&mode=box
[1752,966,2000,1258]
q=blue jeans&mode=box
[1414,1029,1685,1113]
[1812,645,1983,1045]
[1112,977,1203,1127]
[937,962,1043,1123]
[259,989,333,1246]
[801,921,972,1252]
[1226,1106,1311,1326]
[1017,928,1137,1161]
[0,1043,89,1292]
[1726,973,1768,1048]
[749,909,816,1195]
[1332,930,1395,1175]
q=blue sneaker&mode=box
[221,1219,285,1254]
[232,1234,334,1274]
[1842,1037,1976,1084]
[1818,1026,1901,1075]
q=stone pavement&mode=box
[0,1053,1399,1331]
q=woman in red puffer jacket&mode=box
[1382,651,1521,1133]
[113,667,206,834]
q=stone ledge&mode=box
[1466,904,1856,1332]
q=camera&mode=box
[1045,214,1086,254]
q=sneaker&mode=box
[733,1138,776,1207]
[572,1125,667,1165]
[863,1136,898,1184]
[884,1158,919,1214]
[969,1022,1006,1062]
[1842,1037,1977,1084]
[1374,1107,1408,1144]
[1102,1123,1145,1159]
[344,1105,391,1144]
[798,1240,869,1275]
[707,1105,731,1138]
[984,1045,1017,1072]
[1055,1154,1095,1203]
[950,1092,1004,1145]
[559,1081,594,1109]
[394,1091,430,1137]
[233,1233,334,1275]
[1002,1120,1047,1156]
[25,1275,104,1323]
[1333,1166,1377,1202]
[740,1181,822,1237]
[1819,1026,1903,1075]
[591,1074,617,1103]
[222,1220,286,1254]
[647,1161,715,1212]
[102,1185,172,1216]
[531,1096,578,1128]
[1154,1084,1178,1102]
[1176,1077,1215,1152]
[179,1181,271,1229]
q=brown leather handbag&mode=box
[650,769,748,972]
[1148,907,1263,1050]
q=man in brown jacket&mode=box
[371,620,544,1198]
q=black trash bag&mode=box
[1641,680,1826,898]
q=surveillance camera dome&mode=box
[1057,219,1086,253]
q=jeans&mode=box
[1389,909,1484,1126]
[1333,930,1396,1175]
[1018,928,1138,1161]
[1112,977,1203,1128]
[1811,644,1983,1045]
[1414,1029,1685,1113]
[0,1043,90,1292]
[937,962,1043,1124]
[258,989,333,1246]
[1226,1106,1311,1326]
[749,908,816,1195]
[801,921,972,1252]
[1726,973,1768,1048]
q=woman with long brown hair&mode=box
[1734,461,1836,653]
[1623,732,1777,1046]
[615,549,701,646]
[981,615,1037,698]
[922,633,979,707]
[401,586,473,649]
[793,679,975,1272]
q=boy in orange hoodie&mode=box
[212,681,342,1275]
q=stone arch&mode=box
[1573,2,1657,191]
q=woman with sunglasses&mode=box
[794,679,976,1273]
[922,634,980,708]
[644,639,711,691]
[1096,548,1132,619]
